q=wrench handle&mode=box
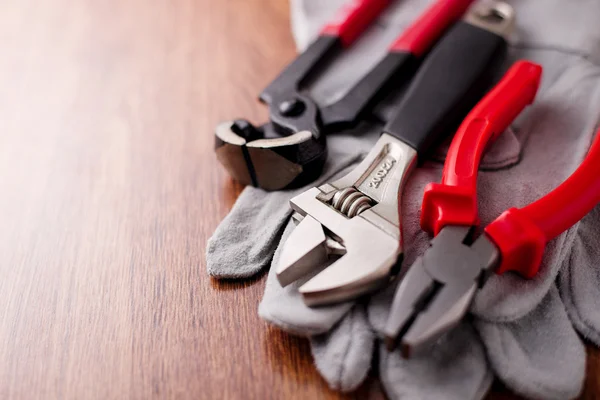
[383,6,512,158]
[420,61,542,236]
[486,128,600,277]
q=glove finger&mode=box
[475,285,586,400]
[379,323,493,400]
[207,127,377,279]
[558,205,600,345]
[309,305,375,392]
[206,186,298,279]
[258,221,353,335]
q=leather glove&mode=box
[208,0,600,398]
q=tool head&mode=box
[277,188,403,306]
[276,134,416,305]
[215,93,328,191]
[384,226,499,357]
[215,120,326,191]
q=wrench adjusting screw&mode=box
[330,187,373,218]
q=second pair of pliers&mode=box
[276,2,515,305]
[385,60,600,358]
[215,0,479,190]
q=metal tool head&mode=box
[384,226,499,358]
[276,134,417,306]
[464,1,516,38]
[215,93,328,191]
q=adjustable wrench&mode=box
[277,2,515,306]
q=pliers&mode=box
[215,0,477,191]
[385,60,600,358]
[276,2,515,306]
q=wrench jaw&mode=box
[297,217,402,306]
[276,134,417,306]
[384,226,500,358]
[276,215,334,288]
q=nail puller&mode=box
[276,2,515,306]
[215,0,477,190]
[385,60,600,358]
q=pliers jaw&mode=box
[214,96,327,191]
[276,134,417,306]
[384,226,499,358]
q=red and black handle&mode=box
[262,0,475,120]
[261,0,390,104]
[321,0,475,127]
[321,0,392,47]
[321,0,474,51]
[420,61,542,236]
[382,6,512,158]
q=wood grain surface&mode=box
[0,0,597,399]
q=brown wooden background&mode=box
[0,0,597,398]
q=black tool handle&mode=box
[320,49,416,128]
[260,35,341,104]
[260,0,391,104]
[321,0,476,128]
[383,21,507,159]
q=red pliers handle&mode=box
[487,125,600,277]
[421,61,542,236]
[423,60,600,279]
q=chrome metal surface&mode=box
[384,226,499,358]
[276,134,417,305]
[215,121,311,190]
[464,1,515,38]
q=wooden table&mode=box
[0,0,597,398]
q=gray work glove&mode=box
[208,0,600,398]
